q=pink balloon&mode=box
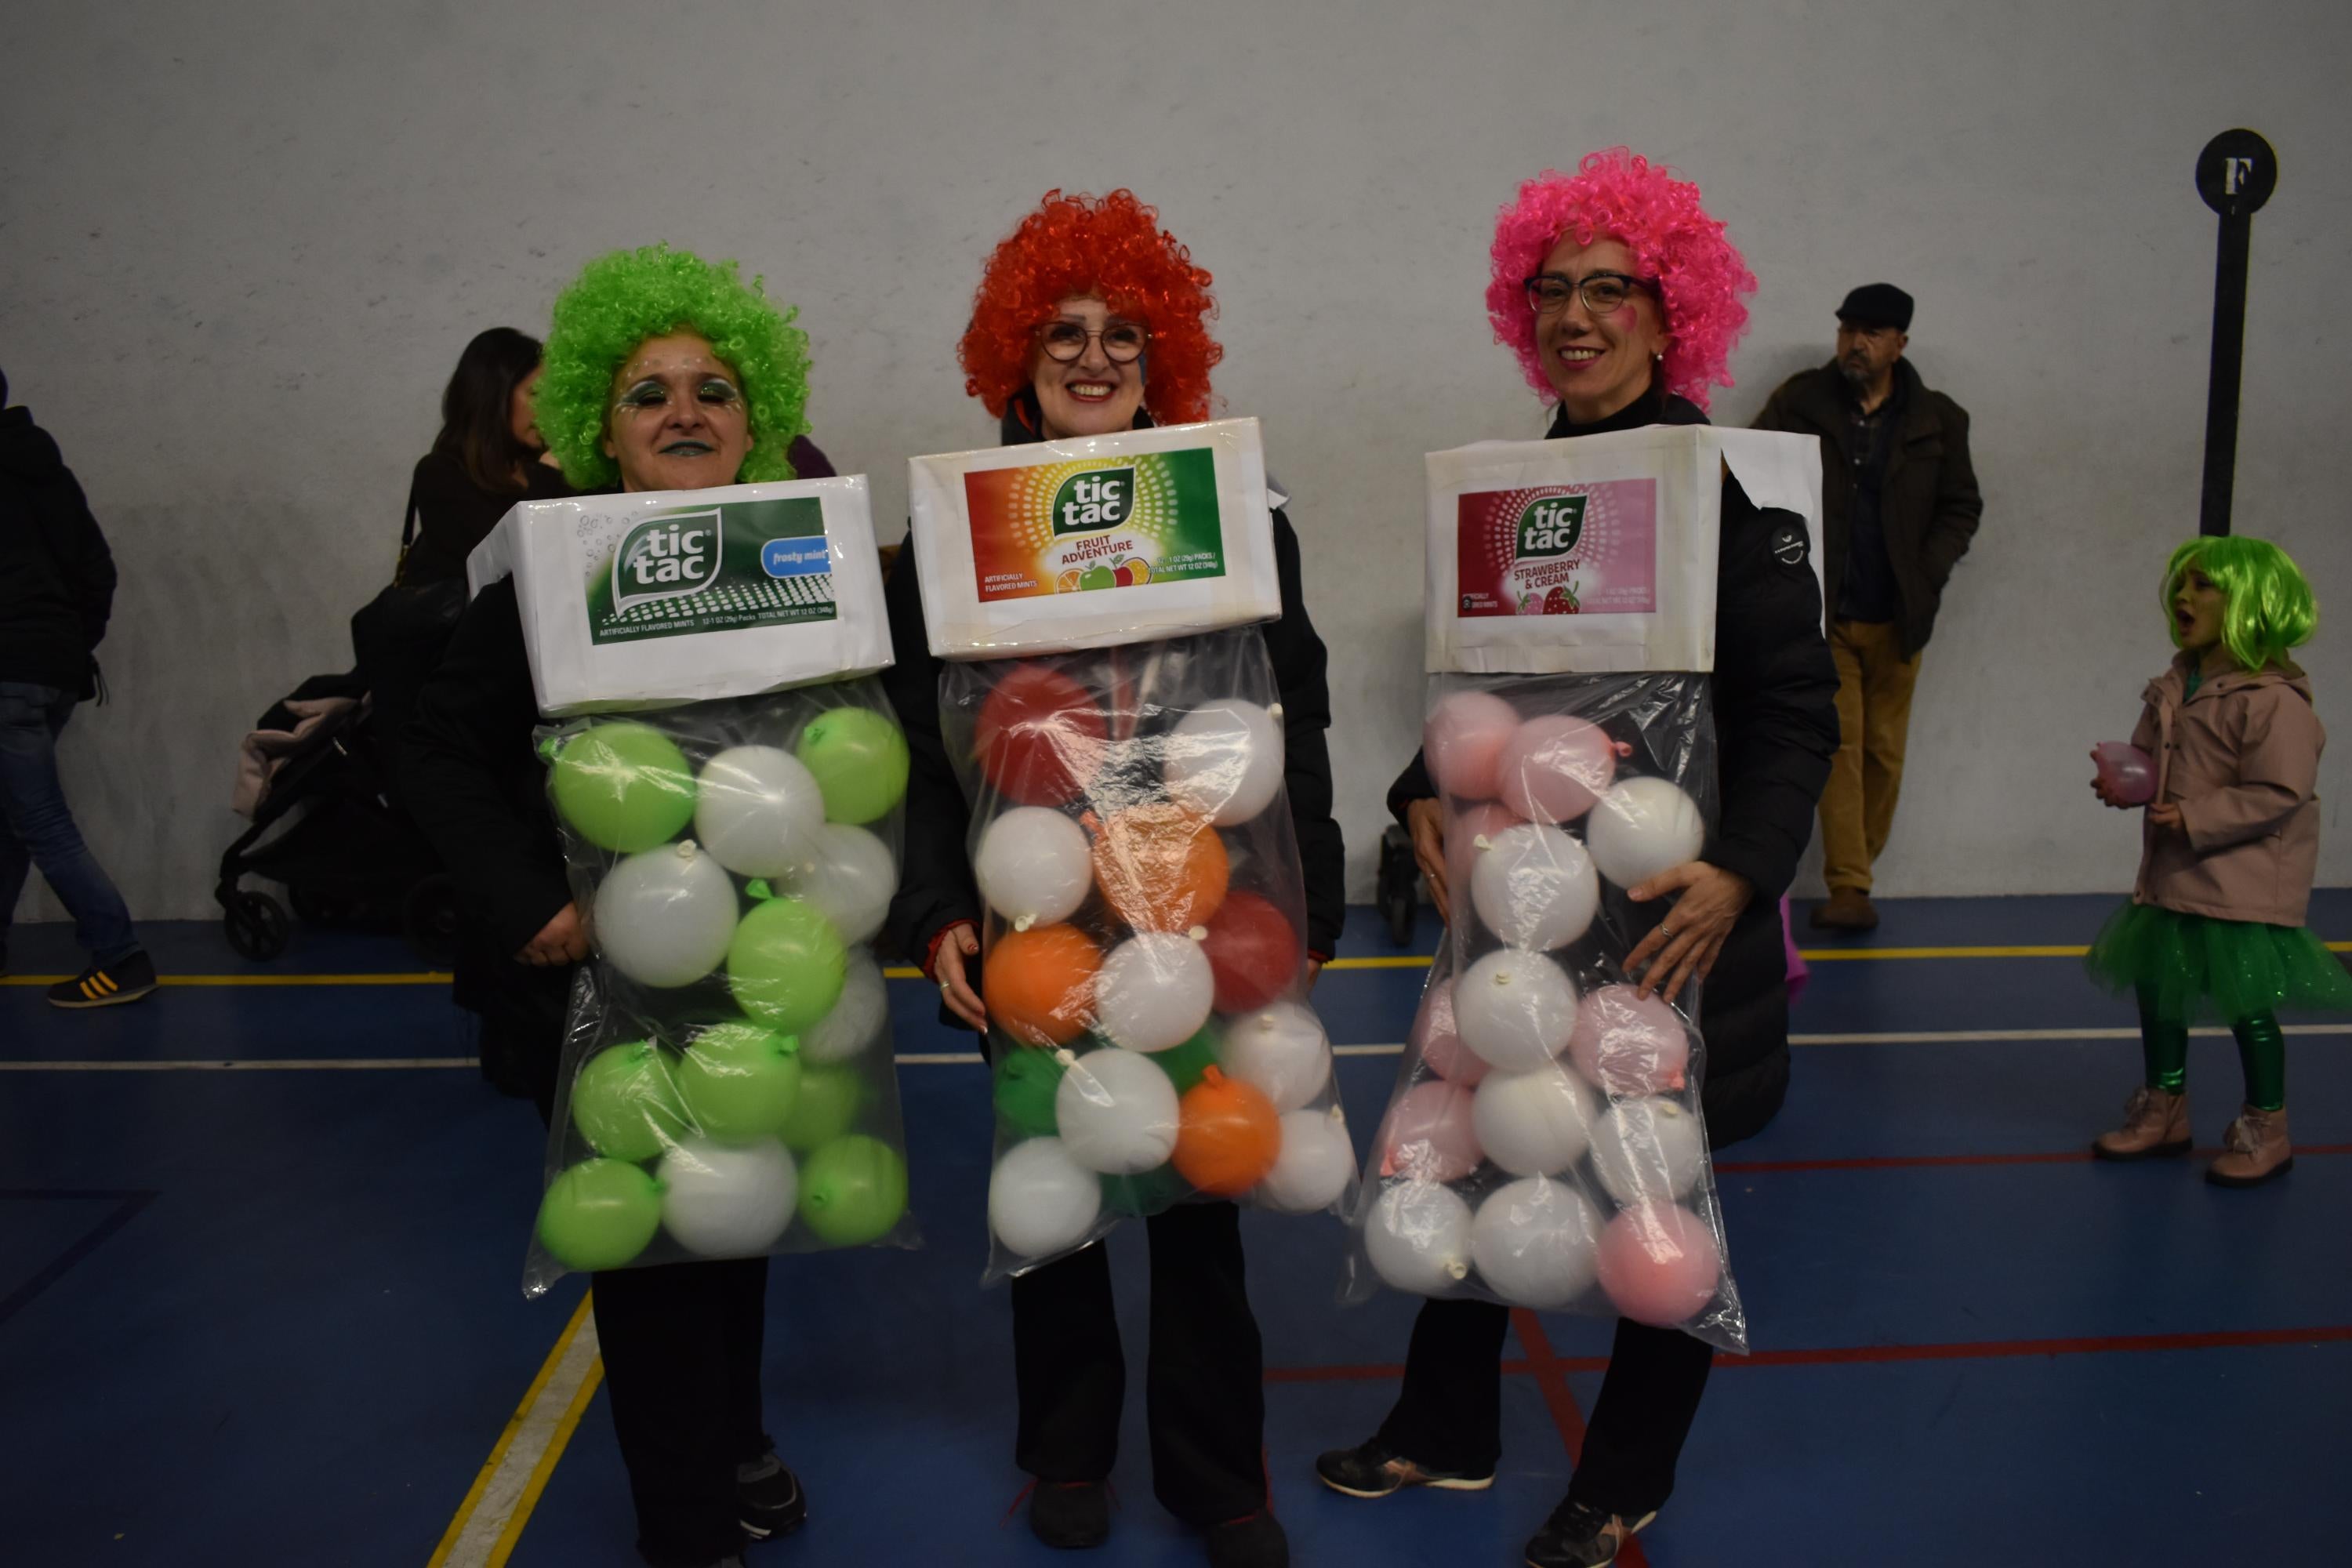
[1411,978,1491,1087]
[1425,691,1519,801]
[1596,1202,1722,1327]
[1496,716,1623,824]
[1568,985,1690,1097]
[2092,742,2156,807]
[1377,1080,1484,1182]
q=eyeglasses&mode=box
[1037,319,1149,363]
[1523,271,1658,317]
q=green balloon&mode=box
[1102,1163,1189,1219]
[797,1134,909,1246]
[570,1041,690,1162]
[777,1062,863,1152]
[536,1158,662,1271]
[1149,1024,1221,1095]
[795,706,909,825]
[550,721,696,852]
[727,895,848,1032]
[676,1022,803,1142]
[993,1047,1069,1138]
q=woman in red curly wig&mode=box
[880,191,1344,1568]
[1316,151,1838,1568]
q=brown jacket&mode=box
[2129,654,2325,927]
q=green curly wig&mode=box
[537,244,811,490]
[2162,535,2317,671]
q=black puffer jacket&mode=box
[1389,387,1838,1145]
[0,403,117,699]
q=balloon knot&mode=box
[744,879,774,901]
[1187,925,1207,942]
[1445,1261,1471,1280]
[1014,914,1034,932]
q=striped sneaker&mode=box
[47,951,158,1009]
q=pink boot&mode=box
[2207,1105,2293,1188]
[2092,1087,2190,1160]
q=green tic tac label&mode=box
[586,497,837,644]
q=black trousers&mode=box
[1376,1298,1714,1518]
[1011,1200,1267,1526]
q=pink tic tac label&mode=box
[1454,479,1658,617]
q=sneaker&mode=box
[736,1453,806,1541]
[1029,1479,1112,1549]
[48,950,158,1009]
[1524,1497,1657,1568]
[1809,889,1879,932]
[1206,1510,1289,1568]
[2208,1105,2293,1188]
[2091,1086,2192,1161]
[1314,1437,1494,1498]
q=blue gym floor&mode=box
[5,895,2349,1567]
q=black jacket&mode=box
[397,449,577,587]
[0,405,117,698]
[882,401,1347,994]
[1388,388,1838,1146]
[1753,357,1982,658]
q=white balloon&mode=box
[802,948,887,1064]
[1218,1002,1332,1113]
[1472,1063,1597,1177]
[1588,777,1706,890]
[1258,1107,1355,1213]
[1588,1097,1708,1205]
[1365,1182,1474,1297]
[1472,1177,1602,1308]
[693,746,826,878]
[1094,933,1214,1052]
[1054,1048,1181,1174]
[657,1136,797,1257]
[974,807,1093,927]
[1469,822,1599,951]
[593,840,739,988]
[1454,948,1578,1071]
[1163,700,1285,827]
[989,1137,1104,1259]
[779,823,894,946]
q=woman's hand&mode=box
[1406,797,1450,924]
[1623,862,1754,1004]
[931,921,989,1033]
[1305,957,1323,990]
[517,902,589,967]
[2147,802,2185,832]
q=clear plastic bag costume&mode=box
[521,684,916,1297]
[1340,672,1748,1352]
[938,628,1355,1283]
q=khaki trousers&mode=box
[1820,619,1922,895]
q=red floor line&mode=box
[1512,1309,1653,1568]
[1715,1142,2352,1174]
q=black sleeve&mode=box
[878,546,980,967]
[1704,477,1840,902]
[1922,400,1983,588]
[1387,750,1436,825]
[784,436,837,481]
[1260,509,1345,959]
[400,579,573,957]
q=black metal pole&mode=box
[2198,212,2251,538]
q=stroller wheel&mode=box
[1376,824,1420,946]
[403,874,460,969]
[223,891,290,961]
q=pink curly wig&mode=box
[960,189,1221,425]
[1488,149,1756,410]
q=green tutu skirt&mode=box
[2086,903,2352,1026]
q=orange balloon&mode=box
[983,924,1102,1047]
[1173,1066,1281,1196]
[1092,803,1229,933]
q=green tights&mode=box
[2136,989,2286,1111]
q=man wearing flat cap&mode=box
[1755,284,1982,933]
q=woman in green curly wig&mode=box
[537,241,816,492]
[405,243,833,1568]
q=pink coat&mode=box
[2129,654,2325,927]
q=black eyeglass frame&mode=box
[1034,319,1152,364]
[1521,270,1661,317]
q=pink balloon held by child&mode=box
[2090,741,2156,807]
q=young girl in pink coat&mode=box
[2087,535,2349,1185]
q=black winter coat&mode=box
[1388,388,1838,1146]
[0,405,118,698]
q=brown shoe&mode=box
[1809,888,1879,932]
[2207,1105,2293,1187]
[2092,1086,2191,1160]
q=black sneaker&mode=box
[49,950,158,1009]
[1206,1509,1288,1568]
[1315,1437,1494,1499]
[1524,1497,1657,1568]
[1029,1479,1112,1549]
[736,1454,806,1541]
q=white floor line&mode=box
[432,1308,602,1568]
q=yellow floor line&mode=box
[486,1356,606,1567]
[429,1293,598,1568]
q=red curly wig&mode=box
[959,189,1221,426]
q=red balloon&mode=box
[1200,891,1299,1012]
[975,665,1108,807]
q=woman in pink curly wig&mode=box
[1318,151,1838,1568]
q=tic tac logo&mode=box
[1515,495,1586,561]
[613,508,724,612]
[1051,466,1135,536]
